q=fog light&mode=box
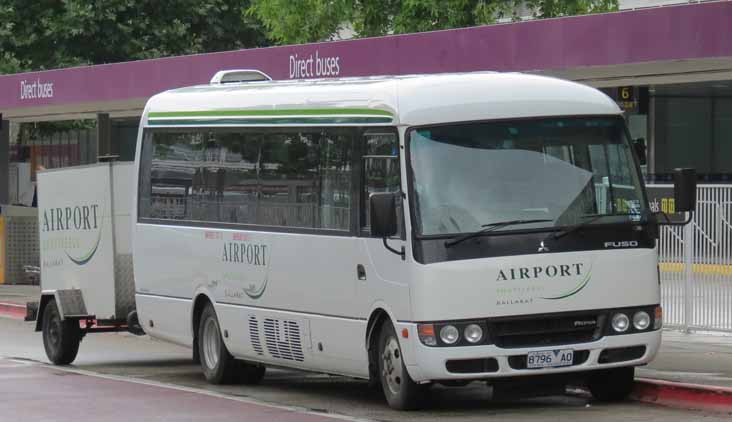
[653,306,663,330]
[633,311,651,330]
[440,325,460,345]
[464,324,483,344]
[612,313,630,333]
[418,324,437,346]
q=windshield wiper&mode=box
[445,219,553,248]
[552,213,628,240]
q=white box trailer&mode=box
[33,161,142,364]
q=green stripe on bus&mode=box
[147,116,394,126]
[148,108,394,118]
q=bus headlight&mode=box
[464,324,483,344]
[611,313,630,333]
[633,311,651,330]
[440,325,460,345]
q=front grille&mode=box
[446,358,499,374]
[490,313,605,348]
[508,350,590,370]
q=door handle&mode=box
[357,264,367,280]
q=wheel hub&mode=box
[382,336,403,395]
[48,311,61,346]
[202,318,221,370]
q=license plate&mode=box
[526,349,574,369]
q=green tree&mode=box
[250,0,619,45]
[0,0,269,74]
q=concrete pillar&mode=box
[0,116,9,204]
[648,95,656,177]
[97,113,111,159]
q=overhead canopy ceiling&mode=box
[2,1,732,122]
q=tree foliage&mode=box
[250,0,619,45]
[0,0,268,74]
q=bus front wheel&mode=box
[587,366,636,402]
[41,298,81,365]
[377,321,428,410]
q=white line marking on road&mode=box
[0,302,26,308]
[1,356,376,422]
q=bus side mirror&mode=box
[674,168,697,213]
[370,192,405,260]
[370,193,398,237]
[633,138,647,166]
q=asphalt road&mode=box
[0,316,728,422]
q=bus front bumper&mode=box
[398,325,661,383]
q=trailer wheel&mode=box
[42,298,81,365]
[198,304,241,384]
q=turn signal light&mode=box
[417,323,437,346]
[654,306,663,330]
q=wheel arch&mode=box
[191,293,214,339]
[365,304,399,385]
[34,293,55,332]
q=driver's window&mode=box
[362,129,402,236]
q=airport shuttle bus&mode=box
[133,70,695,409]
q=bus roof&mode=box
[143,72,621,128]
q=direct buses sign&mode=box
[20,78,55,100]
[289,50,341,79]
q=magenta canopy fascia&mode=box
[2,1,732,111]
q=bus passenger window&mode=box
[362,130,401,235]
[139,128,354,232]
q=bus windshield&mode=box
[408,116,646,236]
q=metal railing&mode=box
[653,184,732,332]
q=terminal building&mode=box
[2,0,732,201]
[0,1,731,333]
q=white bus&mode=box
[132,70,695,409]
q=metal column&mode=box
[97,113,111,159]
[683,213,694,332]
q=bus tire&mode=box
[587,366,635,402]
[198,304,239,384]
[377,321,427,410]
[41,298,81,365]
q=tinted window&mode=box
[139,128,354,231]
[361,129,402,234]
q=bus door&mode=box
[357,129,412,322]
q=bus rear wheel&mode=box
[41,298,81,365]
[377,321,427,410]
[197,304,266,385]
[587,366,636,402]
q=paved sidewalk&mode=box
[640,330,732,388]
[0,284,40,305]
[0,285,39,320]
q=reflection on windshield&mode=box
[409,117,645,236]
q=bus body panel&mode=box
[405,329,661,382]
[134,222,373,376]
[135,293,192,347]
[410,248,659,322]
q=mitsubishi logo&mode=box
[538,241,550,253]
